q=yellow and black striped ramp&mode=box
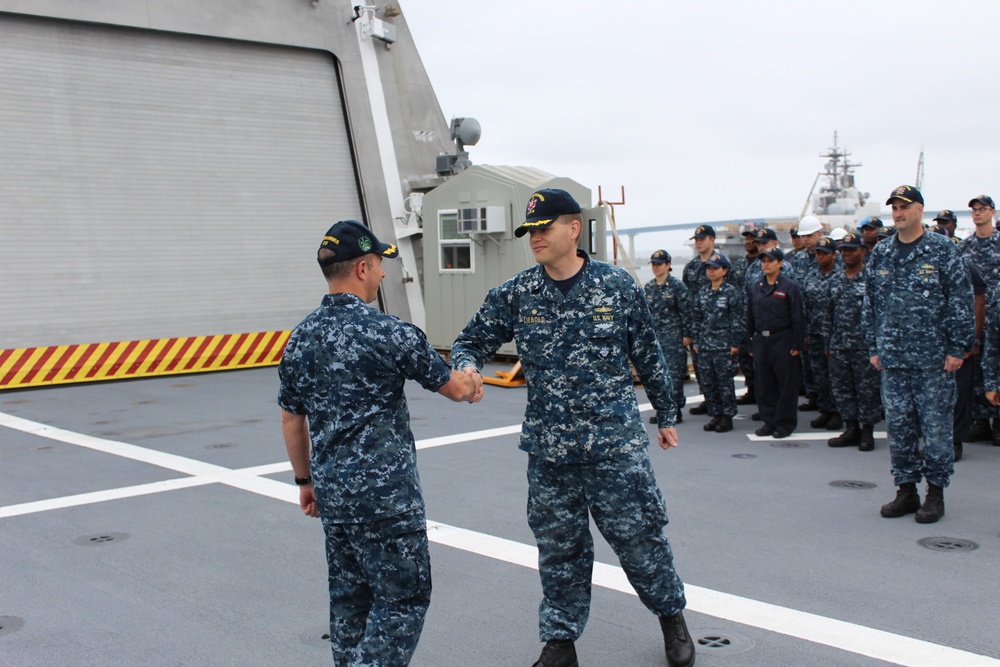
[0,331,290,390]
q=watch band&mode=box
[294,475,312,486]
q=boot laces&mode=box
[663,615,689,643]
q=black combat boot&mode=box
[755,424,775,437]
[531,639,578,667]
[810,412,832,428]
[858,423,875,452]
[825,413,843,431]
[953,440,963,461]
[828,420,860,447]
[737,390,756,405]
[880,482,921,518]
[915,483,945,524]
[715,415,733,433]
[689,403,708,415]
[703,416,721,431]
[967,418,991,442]
[659,612,696,667]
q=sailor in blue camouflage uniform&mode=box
[645,249,691,424]
[929,223,987,461]
[691,253,744,433]
[800,237,840,430]
[742,227,783,292]
[864,186,974,524]
[857,216,884,252]
[682,224,724,416]
[789,216,825,413]
[278,220,483,667]
[982,279,1000,439]
[730,224,761,405]
[958,195,1000,445]
[451,189,695,667]
[825,233,881,451]
[788,216,824,285]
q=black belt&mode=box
[757,327,790,337]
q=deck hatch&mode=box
[694,630,754,655]
[73,532,130,546]
[917,537,978,552]
[829,480,878,489]
[0,617,25,636]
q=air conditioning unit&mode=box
[457,206,506,234]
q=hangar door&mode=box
[0,14,362,349]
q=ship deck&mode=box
[2,366,999,666]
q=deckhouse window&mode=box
[438,210,472,272]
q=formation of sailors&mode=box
[644,185,997,524]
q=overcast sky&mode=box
[404,1,999,255]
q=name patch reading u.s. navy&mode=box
[592,306,616,322]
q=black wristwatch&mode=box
[294,475,312,486]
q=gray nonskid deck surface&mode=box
[1,366,998,666]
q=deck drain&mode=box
[205,443,237,449]
[917,537,978,553]
[829,480,877,490]
[769,440,809,448]
[300,626,333,647]
[0,616,25,636]
[694,629,754,656]
[73,532,130,546]
[732,453,757,459]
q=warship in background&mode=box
[619,133,885,272]
[799,132,883,237]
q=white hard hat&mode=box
[829,227,848,241]
[797,216,824,235]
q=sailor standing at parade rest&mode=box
[958,195,1000,446]
[683,224,724,416]
[645,249,691,424]
[864,185,973,524]
[747,247,805,439]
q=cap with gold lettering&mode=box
[317,220,398,267]
[513,189,582,238]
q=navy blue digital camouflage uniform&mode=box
[953,257,987,443]
[863,232,974,488]
[981,280,1000,399]
[790,251,819,399]
[682,253,713,393]
[645,274,691,411]
[801,261,837,415]
[451,251,686,641]
[729,253,757,398]
[691,282,744,418]
[958,231,1000,422]
[825,269,882,425]
[278,292,452,667]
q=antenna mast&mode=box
[915,145,925,190]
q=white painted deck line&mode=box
[3,410,998,666]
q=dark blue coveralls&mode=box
[747,274,805,434]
